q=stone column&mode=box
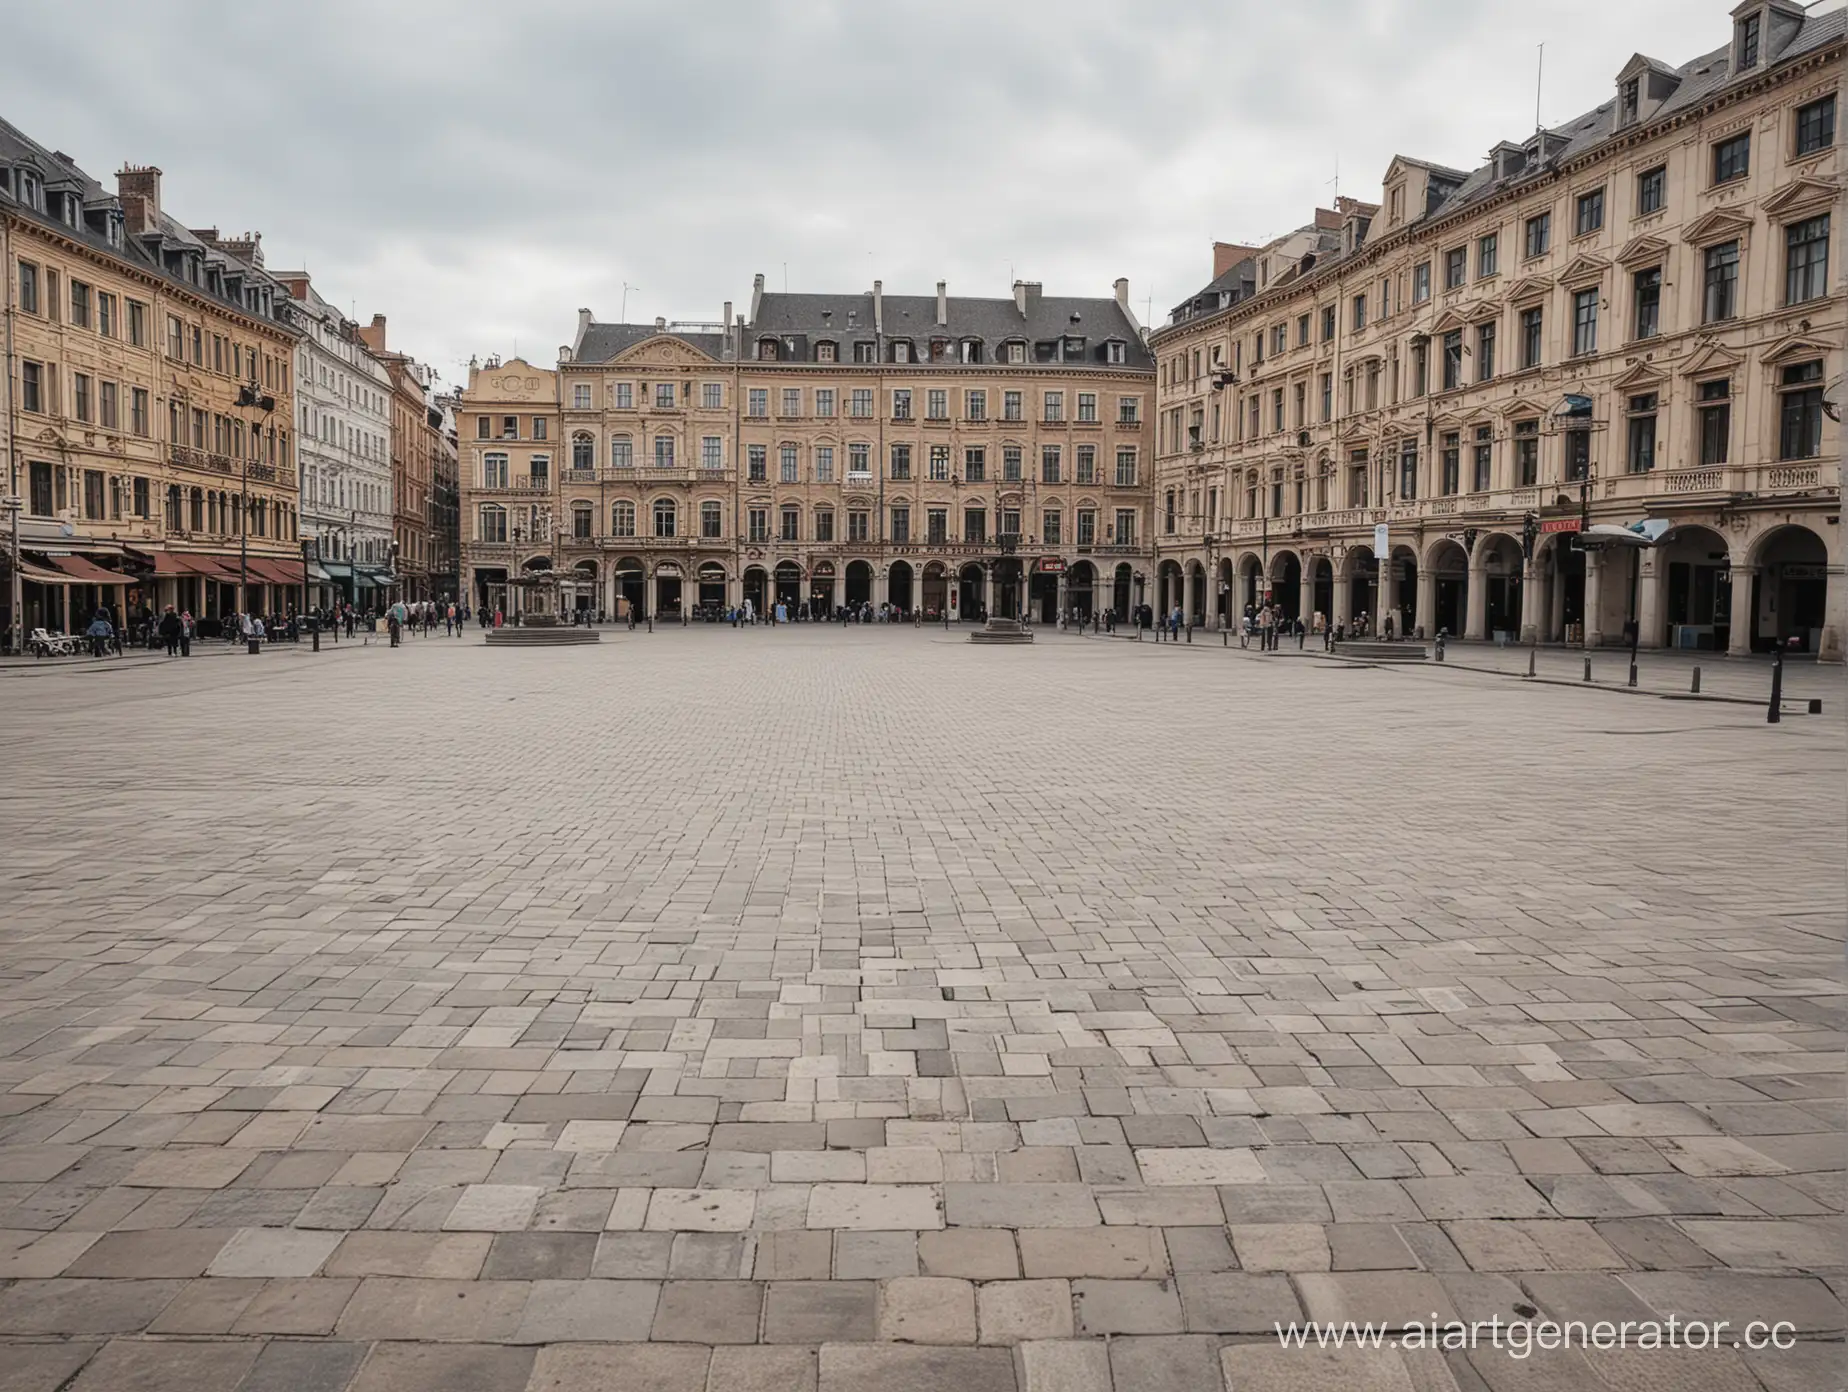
[983,567,996,620]
[1821,563,1845,663]
[1297,566,1314,630]
[1519,558,1541,644]
[1464,559,1488,640]
[1728,564,1757,656]
[1583,551,1604,648]
[1415,564,1436,640]
[1635,552,1664,649]
[1332,562,1351,632]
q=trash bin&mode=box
[247,638,260,655]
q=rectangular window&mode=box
[1118,396,1139,423]
[1698,380,1731,466]
[1524,211,1551,258]
[1114,509,1135,545]
[19,360,41,414]
[928,445,949,481]
[847,510,868,542]
[813,509,833,542]
[1272,388,1285,431]
[1412,262,1431,303]
[1398,440,1418,501]
[748,508,768,542]
[100,380,118,430]
[1115,449,1137,488]
[890,506,910,543]
[1703,241,1739,322]
[813,445,834,482]
[1297,313,1311,346]
[924,509,947,545]
[962,507,986,544]
[702,435,723,470]
[1440,432,1460,495]
[703,382,723,409]
[779,444,798,483]
[1633,267,1662,339]
[131,387,149,437]
[69,280,90,329]
[1444,247,1467,290]
[533,417,548,440]
[1410,343,1427,399]
[1565,428,1591,482]
[1076,509,1096,545]
[1321,305,1336,340]
[1352,294,1367,330]
[747,388,767,417]
[1626,393,1658,472]
[1472,425,1493,492]
[926,388,947,420]
[1571,289,1598,356]
[1040,445,1060,484]
[73,372,92,423]
[133,476,149,517]
[780,506,800,542]
[747,443,766,481]
[1712,132,1750,184]
[654,435,675,468]
[17,260,38,313]
[701,501,723,538]
[1785,215,1830,305]
[965,389,987,421]
[610,435,634,469]
[1476,322,1496,382]
[28,460,52,516]
[1074,444,1094,484]
[1574,188,1604,236]
[1637,165,1666,215]
[1441,330,1463,391]
[1796,95,1836,156]
[97,293,114,338]
[1478,233,1498,277]
[616,382,635,409]
[479,506,507,543]
[851,388,873,418]
[780,387,801,417]
[1002,446,1022,482]
[849,443,870,476]
[1779,361,1824,460]
[573,383,591,409]
[1043,391,1064,422]
[1003,390,1022,421]
[1077,392,1097,422]
[1319,372,1332,421]
[1514,419,1539,486]
[889,444,911,480]
[1042,509,1061,545]
[1739,13,1760,67]
[1519,306,1543,369]
[892,389,911,420]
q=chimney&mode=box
[1313,206,1343,231]
[872,279,883,335]
[749,271,765,325]
[576,307,592,340]
[358,314,387,354]
[1021,282,1042,315]
[1013,280,1026,316]
[115,164,162,235]
[935,280,947,326]
[1212,241,1258,278]
[655,316,666,331]
[1113,277,1130,313]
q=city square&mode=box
[0,629,1839,1391]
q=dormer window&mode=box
[18,169,40,210]
[1388,186,1405,224]
[891,341,910,363]
[757,337,779,361]
[1107,341,1126,365]
[960,339,982,363]
[1620,78,1639,126]
[1738,11,1761,69]
[816,341,836,363]
[1063,336,1083,358]
[1004,341,1025,365]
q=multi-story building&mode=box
[741,276,1154,619]
[430,392,460,604]
[357,314,441,603]
[1150,0,1842,658]
[456,355,558,617]
[557,310,736,618]
[274,272,392,612]
[1,130,301,644]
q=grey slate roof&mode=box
[576,322,728,363]
[1163,2,1844,329]
[751,288,1153,370]
[0,114,293,332]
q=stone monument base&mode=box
[969,618,1034,645]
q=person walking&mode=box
[85,609,114,658]
[178,610,194,656]
[158,606,182,656]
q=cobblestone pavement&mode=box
[0,629,1840,1392]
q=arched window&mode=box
[479,504,507,542]
[611,434,633,468]
[189,487,204,532]
[612,500,635,537]
[572,432,594,471]
[652,498,676,538]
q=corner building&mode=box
[456,355,558,618]
[1150,0,1842,657]
[741,277,1154,620]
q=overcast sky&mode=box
[7,0,1782,384]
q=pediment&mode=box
[1616,51,1668,82]
[1683,207,1754,247]
[1616,234,1671,268]
[1504,275,1553,304]
[1431,308,1472,332]
[1497,396,1547,419]
[609,335,716,367]
[1559,254,1611,288]
[1761,332,1835,366]
[1761,177,1840,220]
[1429,410,1464,430]
[1611,360,1666,391]
[1677,342,1743,378]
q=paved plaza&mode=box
[0,629,1841,1392]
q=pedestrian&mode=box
[178,610,194,655]
[85,608,114,658]
[1383,611,1395,641]
[158,605,181,656]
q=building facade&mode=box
[275,273,392,612]
[357,314,442,603]
[739,277,1154,620]
[2,127,302,646]
[1150,0,1842,658]
[430,392,460,604]
[456,355,558,618]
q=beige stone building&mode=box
[1150,0,1842,657]
[456,356,558,617]
[741,277,1154,620]
[357,315,444,604]
[2,128,301,645]
[557,311,736,618]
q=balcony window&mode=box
[1697,380,1730,466]
[1571,288,1598,356]
[1778,361,1824,460]
[1625,393,1657,473]
[1633,267,1661,339]
[1702,241,1739,322]
[1514,420,1539,486]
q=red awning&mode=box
[247,557,305,586]
[42,554,128,584]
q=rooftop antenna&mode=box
[1328,154,1339,202]
[782,262,788,292]
[621,282,638,321]
[1534,42,1545,134]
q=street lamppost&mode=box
[234,382,276,625]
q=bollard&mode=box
[1526,646,1536,678]
[1767,646,1783,723]
[647,616,653,633]
[1435,634,1446,662]
[1691,665,1700,694]
[247,638,260,655]
[1627,658,1637,688]
[1583,655,1591,682]
[1222,630,1228,647]
[312,629,320,653]
[1185,625,1192,644]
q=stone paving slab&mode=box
[0,630,1840,1390]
